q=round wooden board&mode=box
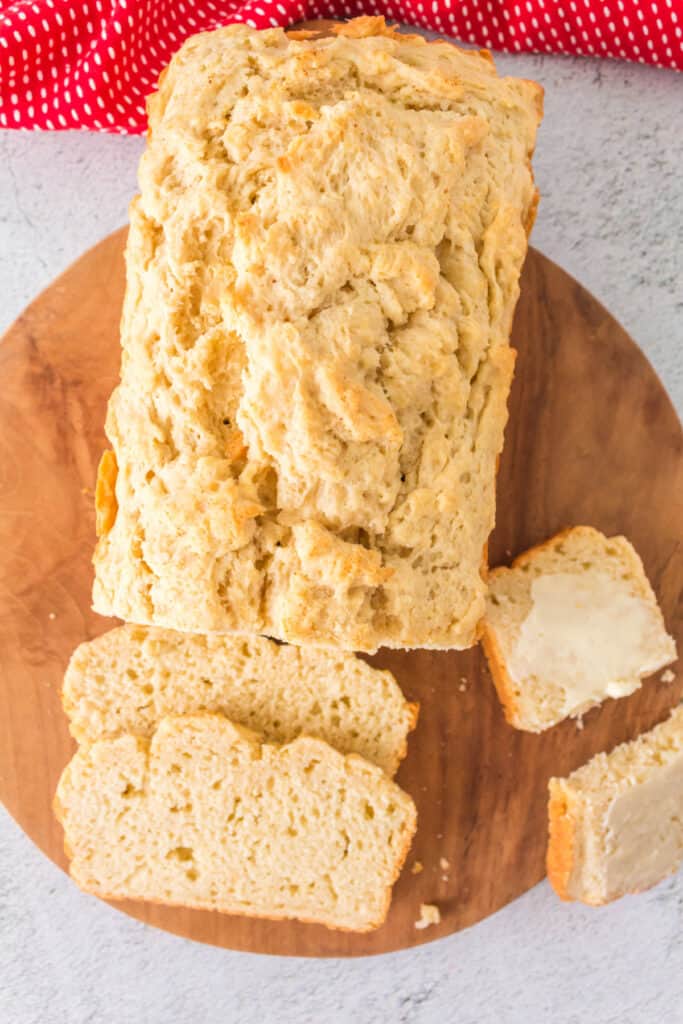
[1,227,681,957]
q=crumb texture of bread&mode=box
[55,713,417,932]
[483,526,677,731]
[62,624,416,776]
[547,704,683,905]
[91,18,542,652]
[414,903,441,929]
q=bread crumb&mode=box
[415,903,441,930]
[660,669,675,684]
[411,861,424,875]
[459,683,467,692]
[439,857,450,871]
[48,612,57,620]
[575,715,584,731]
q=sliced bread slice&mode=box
[481,527,676,732]
[54,713,417,931]
[548,703,683,905]
[61,625,416,777]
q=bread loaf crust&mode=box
[93,18,543,651]
[547,779,578,901]
[480,614,523,728]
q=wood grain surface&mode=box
[0,227,681,957]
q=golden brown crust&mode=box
[333,16,402,40]
[547,780,577,901]
[285,29,322,41]
[480,621,523,729]
[524,188,541,236]
[488,525,602,579]
[94,449,118,537]
[224,427,248,464]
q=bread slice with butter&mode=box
[482,527,677,732]
[548,704,683,904]
[62,624,417,776]
[54,712,417,932]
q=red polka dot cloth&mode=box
[1,1,681,133]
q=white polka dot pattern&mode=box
[0,0,681,133]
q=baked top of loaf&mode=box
[548,704,683,905]
[482,527,677,732]
[62,624,417,776]
[92,17,542,652]
[54,712,417,931]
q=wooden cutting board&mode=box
[0,228,681,957]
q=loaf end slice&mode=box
[61,624,417,776]
[482,527,677,732]
[547,703,683,905]
[54,713,417,932]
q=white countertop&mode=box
[1,41,681,1024]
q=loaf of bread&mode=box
[548,704,683,904]
[92,17,543,652]
[62,624,416,775]
[55,712,417,931]
[482,527,677,731]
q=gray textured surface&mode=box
[1,43,682,1024]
